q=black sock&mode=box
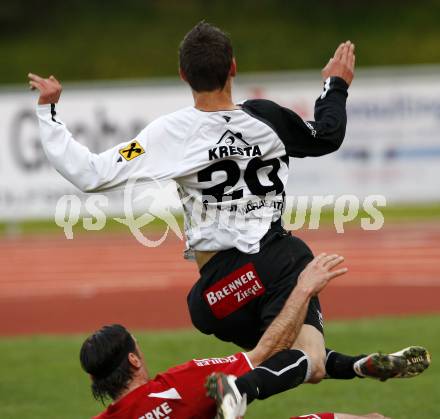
[235,349,310,403]
[325,348,366,379]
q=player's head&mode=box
[80,324,148,403]
[179,21,236,92]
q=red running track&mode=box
[0,222,439,335]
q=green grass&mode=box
[283,202,440,228]
[0,216,181,237]
[0,315,438,418]
[1,203,438,237]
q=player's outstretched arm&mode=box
[303,41,355,155]
[28,73,153,193]
[247,254,347,366]
[241,42,355,159]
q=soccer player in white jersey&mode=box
[29,22,429,394]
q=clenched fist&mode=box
[28,73,62,105]
[322,41,355,86]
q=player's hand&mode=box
[28,73,62,105]
[297,253,348,295]
[321,41,355,86]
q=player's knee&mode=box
[307,359,326,384]
[295,348,325,383]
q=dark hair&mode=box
[80,324,137,403]
[179,21,233,92]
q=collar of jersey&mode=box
[106,382,150,414]
[192,106,243,113]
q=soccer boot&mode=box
[206,373,247,419]
[354,346,431,381]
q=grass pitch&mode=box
[0,315,437,419]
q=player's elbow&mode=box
[246,345,275,367]
[78,180,102,193]
[80,185,97,193]
[74,169,106,193]
[318,129,346,155]
[248,339,290,367]
[70,176,101,193]
[328,123,346,149]
[329,136,344,152]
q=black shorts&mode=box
[187,224,323,349]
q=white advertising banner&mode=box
[0,67,439,220]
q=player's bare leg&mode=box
[291,324,327,383]
[291,325,431,383]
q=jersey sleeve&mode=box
[241,76,348,158]
[36,104,180,192]
[159,352,253,398]
[190,352,254,376]
[163,352,253,383]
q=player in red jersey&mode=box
[80,255,402,419]
[80,254,347,418]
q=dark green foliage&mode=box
[1,0,440,85]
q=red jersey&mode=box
[93,352,253,419]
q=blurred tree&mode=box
[1,0,439,84]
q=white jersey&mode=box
[36,77,348,254]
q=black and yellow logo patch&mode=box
[119,141,145,161]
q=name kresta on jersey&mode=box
[208,130,262,161]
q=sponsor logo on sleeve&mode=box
[119,141,145,161]
[203,263,265,319]
[193,355,238,367]
[303,121,317,138]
